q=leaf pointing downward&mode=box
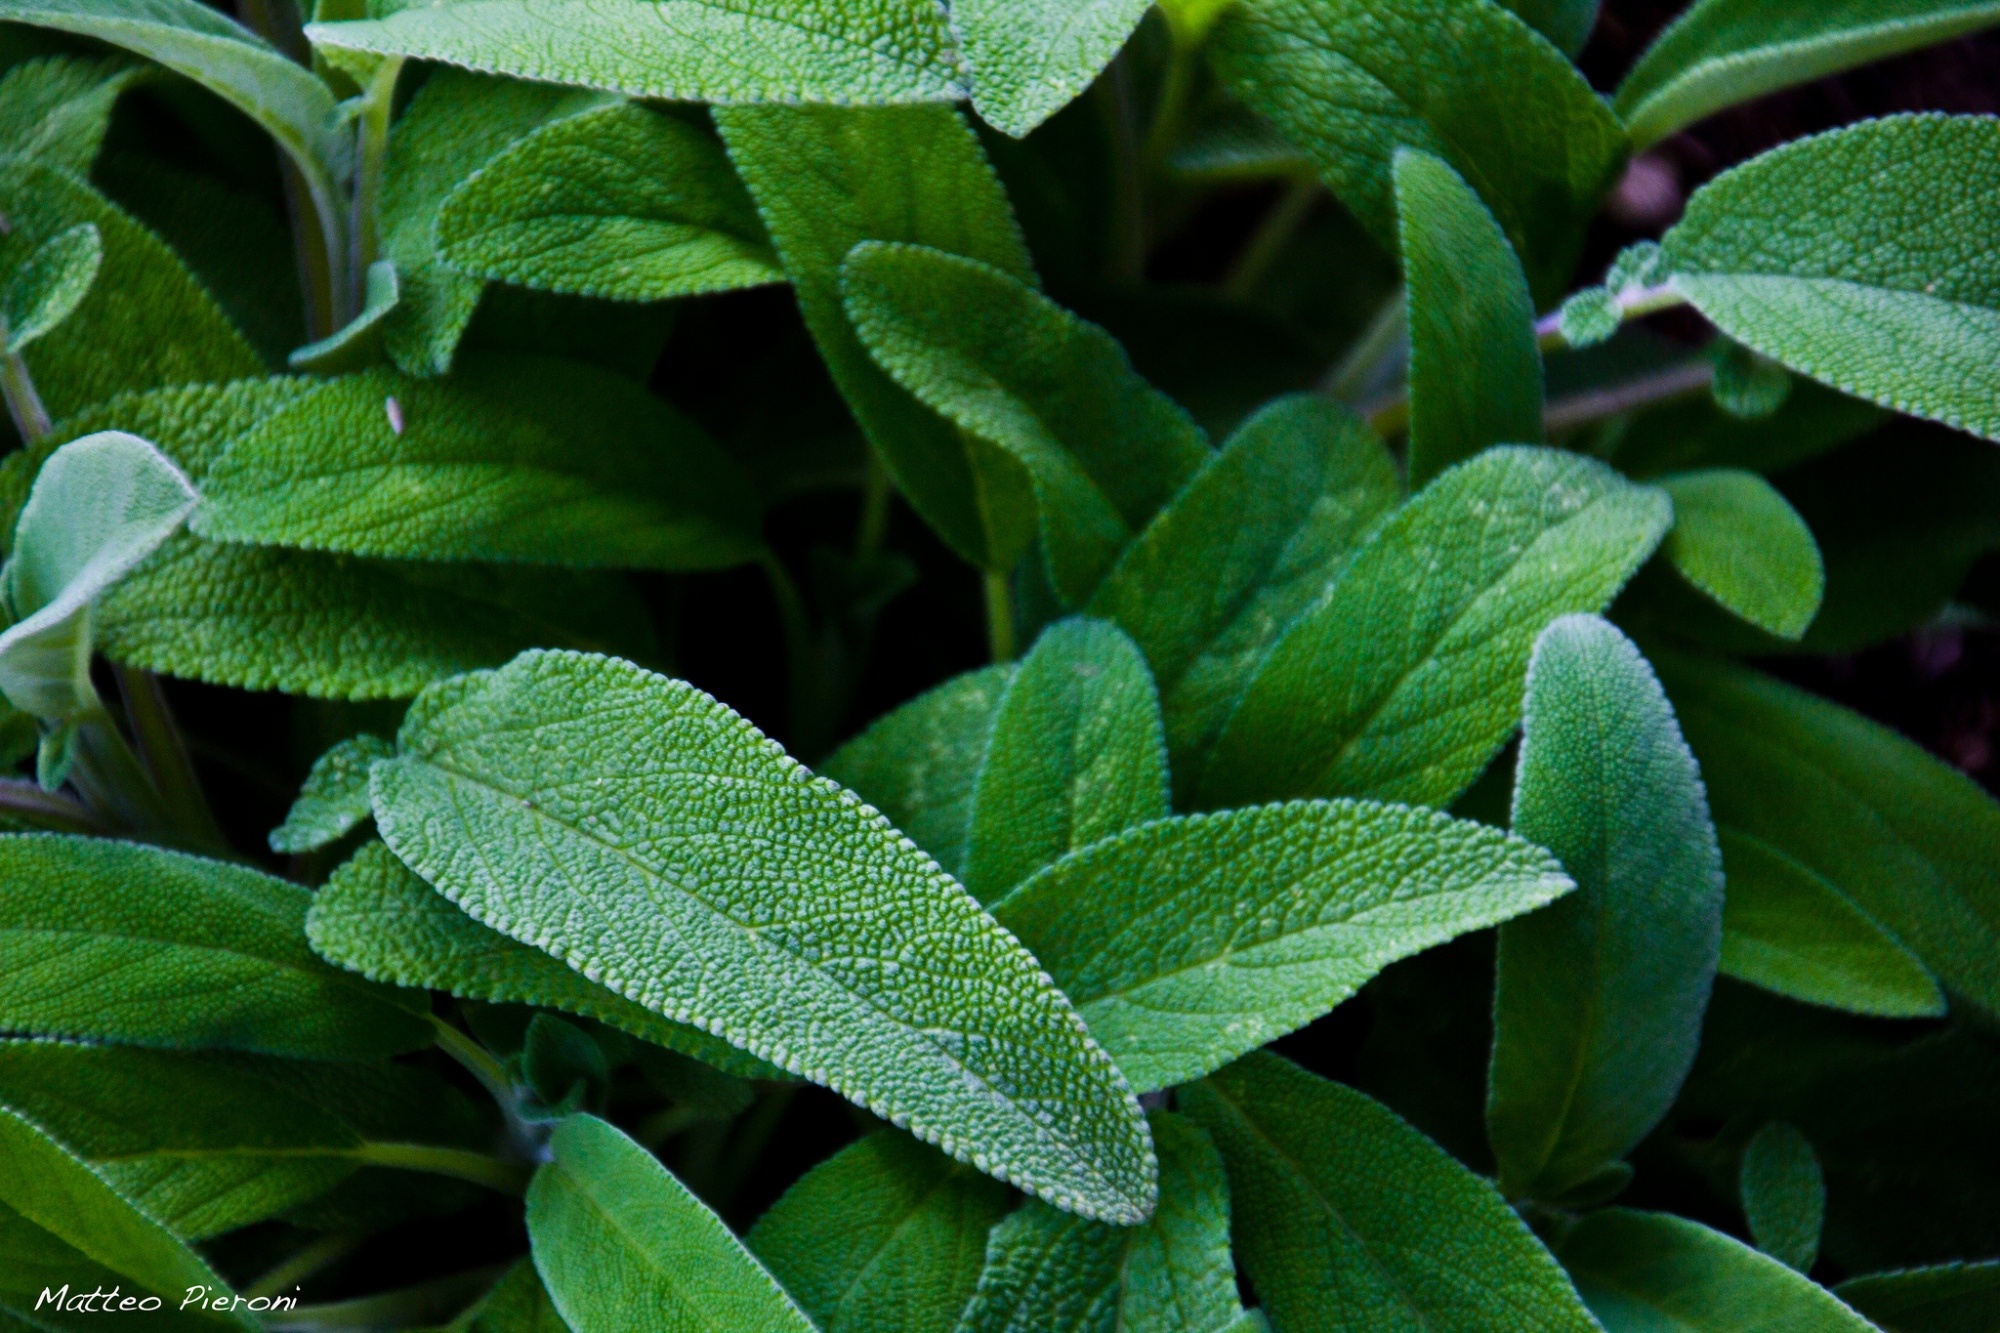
[370,649,1157,1223]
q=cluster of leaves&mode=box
[3,0,2000,1328]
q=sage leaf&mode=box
[0,832,431,1058]
[1498,0,1600,55]
[1656,648,2000,1018]
[287,259,399,375]
[1206,0,1628,298]
[952,0,1151,137]
[1182,1052,1599,1333]
[2,222,100,353]
[445,1260,567,1333]
[1660,114,2000,443]
[307,840,787,1081]
[1558,1209,1874,1332]
[1395,148,1543,490]
[192,356,762,570]
[1718,828,1946,1020]
[1657,469,1824,640]
[1616,0,2000,148]
[956,1111,1246,1333]
[1199,446,1672,811]
[1088,395,1398,803]
[1741,1121,1825,1274]
[716,104,1036,572]
[962,618,1168,906]
[0,54,143,176]
[843,241,1209,604]
[308,0,968,107]
[370,649,1157,1223]
[1489,615,1724,1202]
[821,664,1016,879]
[435,103,782,303]
[994,799,1571,1094]
[0,1104,251,1328]
[746,1132,1011,1333]
[1837,1261,2000,1332]
[269,733,395,854]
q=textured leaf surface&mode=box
[1199,447,1672,811]
[528,1115,815,1333]
[1661,115,2000,443]
[0,55,141,176]
[747,1132,1011,1333]
[1396,149,1542,490]
[307,840,785,1080]
[308,0,967,105]
[269,733,395,854]
[1559,1209,1873,1332]
[436,102,781,302]
[962,618,1167,905]
[193,356,760,569]
[2,221,99,353]
[821,664,1015,879]
[1207,0,1628,297]
[0,833,430,1058]
[953,0,1150,137]
[716,104,1033,570]
[1657,649,2000,1017]
[1616,0,2000,147]
[1741,1121,1825,1274]
[1182,1053,1598,1333]
[956,1111,1245,1333]
[371,650,1156,1222]
[447,1261,569,1333]
[995,799,1570,1094]
[1658,469,1824,640]
[1489,615,1723,1202]
[1089,395,1397,803]
[843,242,1209,603]
[1838,1261,2000,1333]
[1717,828,1945,1020]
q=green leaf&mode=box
[716,104,1033,570]
[1660,114,2000,444]
[0,1104,251,1328]
[1198,446,1672,811]
[269,733,394,854]
[527,1114,816,1333]
[1741,1121,1825,1275]
[1615,0,2000,148]
[1489,615,1723,1202]
[2,221,99,353]
[287,258,399,374]
[371,649,1156,1223]
[1206,0,1628,298]
[0,157,258,419]
[307,0,968,106]
[956,1111,1246,1333]
[191,356,761,570]
[1837,1261,2000,1333]
[1182,1052,1598,1333]
[1088,395,1398,804]
[0,832,431,1058]
[994,798,1570,1094]
[1717,829,1946,1020]
[0,54,143,176]
[842,241,1209,603]
[440,1261,568,1333]
[962,618,1168,905]
[820,664,1015,879]
[1396,149,1544,490]
[1497,0,1600,55]
[952,0,1150,137]
[1655,648,2000,1018]
[1558,1209,1874,1332]
[377,70,614,377]
[307,840,786,1081]
[1656,469,1824,640]
[746,1132,1011,1333]
[436,102,783,303]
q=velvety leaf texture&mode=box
[1489,615,1724,1202]
[1740,1120,1825,1274]
[746,1132,1011,1333]
[962,618,1169,905]
[3,222,101,354]
[1658,469,1824,640]
[1199,446,1672,811]
[953,0,1152,137]
[1661,115,2000,443]
[370,649,1157,1223]
[269,733,395,854]
[994,799,1571,1094]
[1182,1053,1599,1333]
[0,55,141,176]
[1837,1261,2000,1333]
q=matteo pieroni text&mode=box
[35,1284,301,1315]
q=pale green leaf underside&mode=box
[269,733,394,854]
[995,799,1571,1094]
[953,0,1151,137]
[0,55,143,177]
[1616,0,2000,147]
[371,649,1156,1223]
[1658,469,1824,640]
[3,222,100,353]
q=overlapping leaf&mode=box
[1656,469,1824,640]
[952,0,1152,137]
[0,54,142,175]
[1837,1261,2000,1331]
[269,734,394,854]
[1740,1121,1825,1274]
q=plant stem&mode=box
[266,1267,505,1332]
[1097,54,1146,283]
[1320,290,1407,403]
[1223,175,1319,300]
[1542,359,1714,433]
[348,56,404,309]
[113,664,230,857]
[0,777,110,834]
[0,346,52,444]
[350,1142,534,1194]
[983,570,1016,663]
[757,548,820,746]
[65,706,178,845]
[1142,39,1199,170]
[430,1015,543,1160]
[244,1233,361,1302]
[854,454,891,559]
